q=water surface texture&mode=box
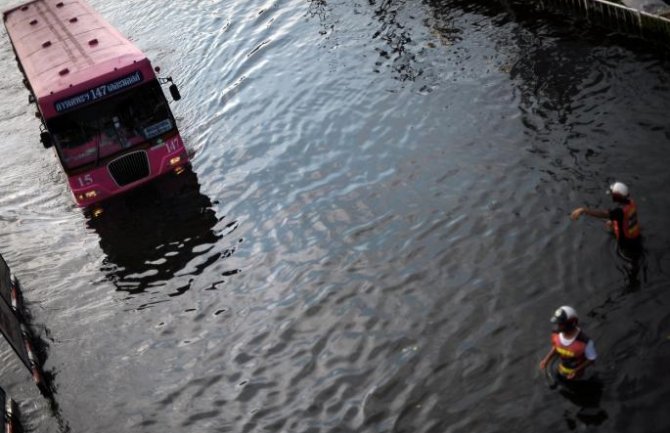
[0,0,669,432]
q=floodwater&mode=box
[0,0,669,432]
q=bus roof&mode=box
[3,0,153,116]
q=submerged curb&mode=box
[537,0,670,46]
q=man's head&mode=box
[609,181,630,203]
[551,305,579,332]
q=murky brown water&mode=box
[0,0,669,432]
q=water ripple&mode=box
[0,0,669,432]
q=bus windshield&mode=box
[48,81,175,170]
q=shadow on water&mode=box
[308,0,423,81]
[85,169,236,298]
[368,0,423,81]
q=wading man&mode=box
[570,181,641,254]
[539,306,597,381]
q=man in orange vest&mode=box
[539,306,597,380]
[571,181,641,253]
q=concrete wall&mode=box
[536,0,670,46]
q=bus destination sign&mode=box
[54,70,144,113]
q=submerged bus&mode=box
[3,0,189,207]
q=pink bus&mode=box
[3,0,188,208]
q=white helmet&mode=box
[550,305,578,326]
[608,181,629,198]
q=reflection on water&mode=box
[10,280,71,432]
[545,357,608,428]
[87,170,237,298]
[558,378,608,429]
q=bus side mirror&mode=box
[40,131,52,148]
[169,83,181,101]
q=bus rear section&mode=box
[3,0,189,207]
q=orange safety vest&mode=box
[551,331,589,378]
[612,200,640,241]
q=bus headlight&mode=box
[77,190,98,201]
[169,156,182,166]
